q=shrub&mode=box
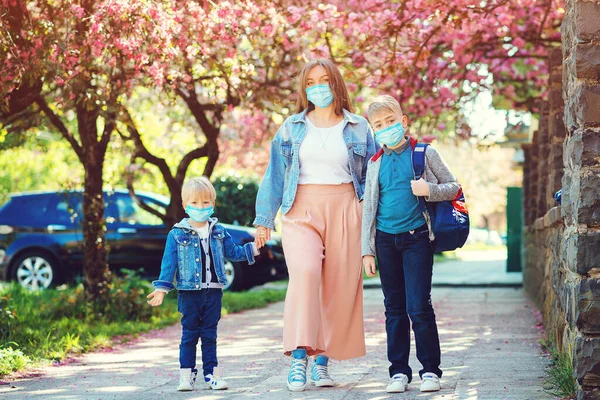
[213,173,259,226]
[0,347,30,376]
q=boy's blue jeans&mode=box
[375,226,443,382]
[178,289,222,376]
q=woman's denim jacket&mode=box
[152,218,256,292]
[253,109,380,230]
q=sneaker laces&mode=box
[289,357,307,383]
[312,364,332,381]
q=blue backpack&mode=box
[412,142,470,252]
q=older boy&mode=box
[362,95,460,393]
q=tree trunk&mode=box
[82,160,109,303]
[78,107,111,306]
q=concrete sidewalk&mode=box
[0,287,550,399]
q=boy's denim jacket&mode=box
[253,109,380,230]
[152,218,256,292]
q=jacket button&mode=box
[194,243,198,247]
[196,258,200,262]
[196,273,200,277]
[196,285,199,288]
[191,231,196,235]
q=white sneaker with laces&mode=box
[177,368,197,391]
[386,373,409,393]
[204,374,228,390]
[420,372,441,392]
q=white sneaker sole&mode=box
[312,378,335,387]
[287,381,307,392]
[420,382,441,392]
[204,383,228,390]
[386,386,407,393]
[177,386,193,391]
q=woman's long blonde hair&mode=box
[295,59,354,115]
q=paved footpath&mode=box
[0,288,551,400]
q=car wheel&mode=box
[223,260,245,291]
[12,252,58,290]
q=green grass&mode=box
[0,279,286,378]
[540,338,577,399]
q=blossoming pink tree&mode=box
[120,0,302,225]
[0,0,178,300]
[218,0,564,171]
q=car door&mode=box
[50,192,84,272]
[108,192,168,277]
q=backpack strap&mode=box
[412,142,428,180]
[412,142,429,213]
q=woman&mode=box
[253,59,379,392]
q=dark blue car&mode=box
[0,190,287,291]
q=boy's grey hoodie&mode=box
[361,137,460,257]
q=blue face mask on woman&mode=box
[306,84,334,108]
[185,205,214,223]
[375,122,406,148]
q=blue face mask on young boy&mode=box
[375,122,406,148]
[306,84,334,108]
[185,205,214,223]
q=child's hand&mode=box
[363,256,377,277]
[147,290,165,307]
[255,226,271,249]
[410,178,430,197]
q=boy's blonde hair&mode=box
[182,176,216,205]
[366,95,403,120]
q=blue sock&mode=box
[315,355,328,366]
[291,348,307,359]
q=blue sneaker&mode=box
[311,355,335,387]
[287,349,308,392]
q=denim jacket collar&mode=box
[289,108,359,125]
[173,217,218,233]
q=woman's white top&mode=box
[298,117,353,185]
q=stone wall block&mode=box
[574,85,600,128]
[577,278,600,334]
[564,128,600,170]
[574,335,600,392]
[576,43,600,80]
[577,168,600,226]
[575,1,600,42]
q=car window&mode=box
[0,195,52,224]
[53,193,83,225]
[115,194,165,226]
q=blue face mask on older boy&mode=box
[306,84,334,108]
[375,122,406,148]
[186,205,214,223]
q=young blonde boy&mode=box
[362,95,460,393]
[147,177,259,391]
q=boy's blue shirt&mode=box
[253,108,380,230]
[377,142,426,234]
[152,217,256,292]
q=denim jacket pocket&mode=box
[173,233,193,280]
[352,143,367,157]
[280,141,293,159]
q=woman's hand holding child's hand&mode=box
[147,290,165,307]
[363,256,377,277]
[255,226,271,249]
[410,178,430,197]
